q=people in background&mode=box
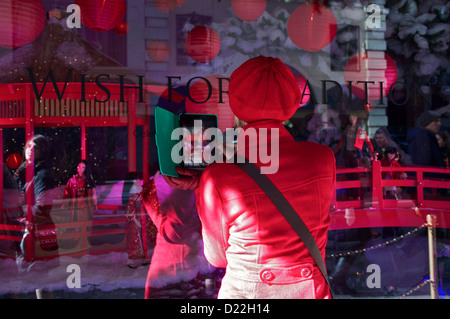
[371,127,412,165]
[407,110,444,167]
[333,113,373,200]
[333,113,374,167]
[436,131,450,168]
[380,146,407,199]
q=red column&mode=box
[143,95,150,182]
[0,128,3,223]
[81,122,87,160]
[25,84,35,261]
[371,160,383,209]
[127,91,136,173]
[417,170,424,207]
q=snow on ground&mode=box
[1,252,150,295]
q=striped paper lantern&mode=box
[0,0,46,48]
[287,3,337,52]
[146,40,171,62]
[76,0,126,32]
[185,26,221,63]
[231,0,266,22]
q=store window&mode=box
[0,0,449,300]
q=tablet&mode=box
[155,107,218,177]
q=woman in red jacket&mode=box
[194,56,336,299]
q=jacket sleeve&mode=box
[195,167,229,268]
[408,130,432,166]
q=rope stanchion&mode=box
[326,219,444,299]
[427,214,439,299]
[326,223,428,259]
[398,279,432,299]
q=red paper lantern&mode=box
[153,0,177,13]
[0,0,46,48]
[293,74,311,107]
[185,75,235,132]
[384,53,398,94]
[6,153,23,170]
[146,40,171,62]
[185,26,221,63]
[232,0,266,22]
[76,0,126,32]
[287,3,337,52]
[114,21,129,35]
[344,52,398,103]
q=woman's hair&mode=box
[25,134,54,165]
[384,146,397,155]
[80,160,96,189]
[437,131,450,146]
[375,127,390,138]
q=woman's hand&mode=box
[162,167,202,191]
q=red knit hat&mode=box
[229,56,301,123]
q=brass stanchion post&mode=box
[427,214,438,299]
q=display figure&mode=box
[62,160,97,249]
[63,160,97,222]
[123,173,157,268]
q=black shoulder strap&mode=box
[234,156,331,291]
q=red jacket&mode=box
[381,158,405,180]
[195,120,335,299]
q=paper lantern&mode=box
[232,0,266,22]
[146,40,171,62]
[185,26,221,63]
[293,74,311,107]
[287,3,337,52]
[0,0,46,48]
[6,153,23,170]
[153,0,177,13]
[344,52,398,103]
[185,75,235,132]
[114,21,129,35]
[384,53,398,94]
[76,0,126,32]
[176,0,186,6]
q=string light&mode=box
[326,223,427,258]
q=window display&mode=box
[0,0,448,303]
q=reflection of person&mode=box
[15,135,57,203]
[123,172,157,268]
[141,173,210,299]
[14,135,58,253]
[3,163,22,257]
[436,131,450,168]
[380,146,407,199]
[371,127,412,165]
[333,114,373,200]
[195,56,335,299]
[407,110,444,167]
[306,105,341,148]
[63,160,97,222]
[13,134,59,299]
[333,113,374,168]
